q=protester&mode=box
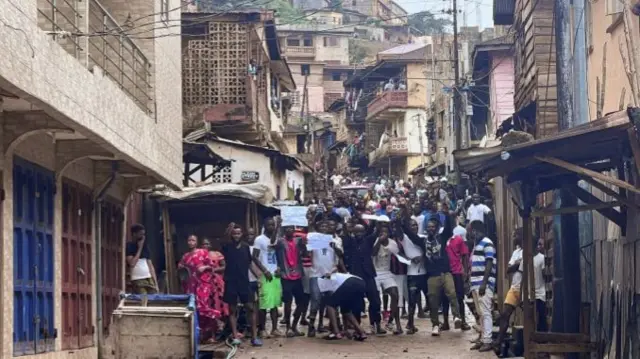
[254,217,283,337]
[220,224,262,346]
[442,225,471,331]
[277,225,308,337]
[372,225,403,334]
[469,220,497,352]
[321,272,369,341]
[466,194,491,224]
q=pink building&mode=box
[470,36,515,143]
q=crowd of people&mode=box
[125,174,547,356]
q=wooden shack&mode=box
[454,109,640,358]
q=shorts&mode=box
[504,287,521,307]
[259,275,282,310]
[131,277,157,295]
[327,277,365,315]
[282,278,306,303]
[393,274,408,307]
[375,273,397,293]
[223,281,251,306]
[249,281,259,302]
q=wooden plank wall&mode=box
[513,0,557,137]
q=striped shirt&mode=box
[470,237,497,292]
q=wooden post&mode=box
[521,209,533,359]
[161,203,176,293]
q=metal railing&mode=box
[368,137,409,165]
[37,0,84,58]
[36,0,153,114]
[87,0,152,114]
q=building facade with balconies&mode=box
[0,0,183,357]
[181,10,296,150]
[344,43,430,178]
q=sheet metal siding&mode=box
[13,157,55,356]
[101,201,124,335]
[61,181,94,349]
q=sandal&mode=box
[353,333,368,342]
[323,333,343,340]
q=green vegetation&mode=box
[348,39,368,64]
[200,0,307,24]
[407,11,451,35]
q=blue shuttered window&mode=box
[13,157,55,356]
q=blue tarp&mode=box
[119,293,199,358]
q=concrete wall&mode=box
[286,170,305,200]
[407,63,429,108]
[0,128,129,358]
[314,35,350,65]
[586,3,634,118]
[0,0,183,188]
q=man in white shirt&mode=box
[254,218,283,337]
[466,194,491,223]
[126,224,158,294]
[495,228,523,348]
[306,220,342,337]
[411,202,426,235]
[532,238,547,332]
[372,226,403,334]
[399,217,428,334]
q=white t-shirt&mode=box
[248,245,257,282]
[467,204,491,223]
[373,239,399,276]
[310,237,341,278]
[509,247,523,290]
[331,175,343,187]
[411,214,425,235]
[517,252,546,300]
[254,234,278,273]
[319,272,358,293]
[401,234,426,276]
[131,259,152,281]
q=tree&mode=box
[407,12,451,35]
[198,0,307,23]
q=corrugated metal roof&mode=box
[378,43,425,55]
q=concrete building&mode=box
[344,43,430,178]
[0,0,183,357]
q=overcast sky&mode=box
[395,0,494,30]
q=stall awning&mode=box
[151,182,275,206]
[453,110,632,184]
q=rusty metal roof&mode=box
[453,110,632,182]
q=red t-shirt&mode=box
[445,235,469,275]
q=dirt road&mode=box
[234,317,495,359]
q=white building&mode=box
[0,0,183,357]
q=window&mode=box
[606,0,624,14]
[323,36,338,47]
[161,0,169,24]
[303,37,313,46]
[331,72,341,81]
[287,38,301,47]
[301,64,310,75]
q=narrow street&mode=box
[236,314,495,359]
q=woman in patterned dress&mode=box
[202,238,230,323]
[178,235,221,343]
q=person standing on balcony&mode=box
[384,79,395,91]
[397,81,407,91]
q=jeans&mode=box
[536,299,548,332]
[442,273,466,322]
[308,277,322,318]
[477,288,494,344]
[426,272,461,326]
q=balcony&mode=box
[284,46,316,58]
[367,91,409,121]
[37,0,152,113]
[368,137,409,166]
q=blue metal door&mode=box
[13,157,55,356]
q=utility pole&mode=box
[554,0,581,356]
[416,114,425,166]
[301,73,310,154]
[451,0,462,182]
